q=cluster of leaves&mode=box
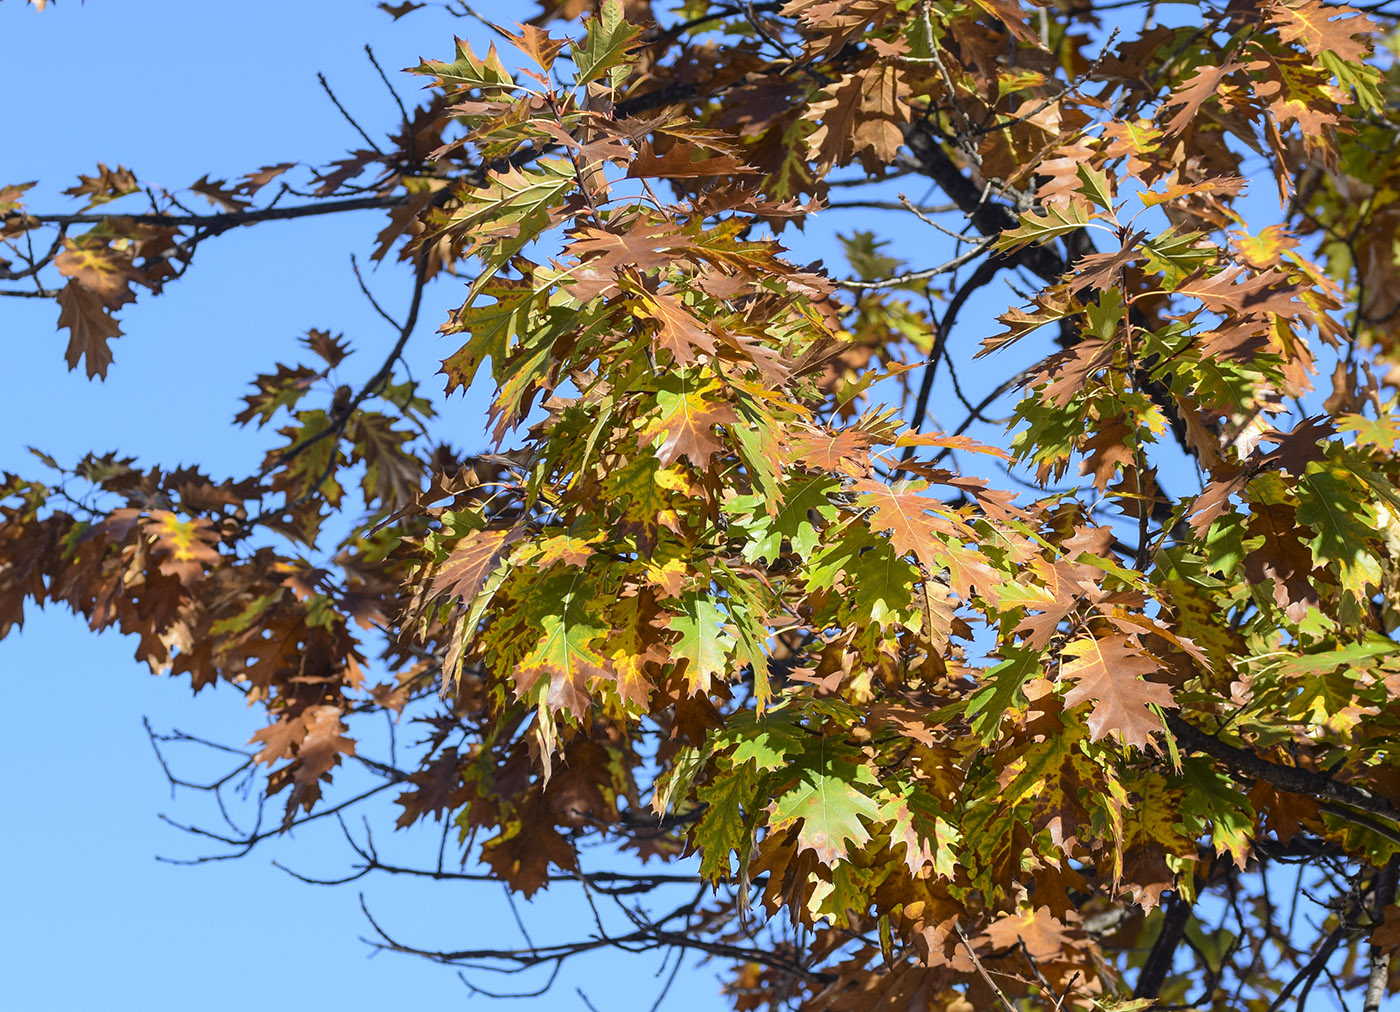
[6,0,1400,1009]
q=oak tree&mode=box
[5,0,1400,1008]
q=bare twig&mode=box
[837,235,999,290]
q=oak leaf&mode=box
[667,592,735,696]
[55,280,122,379]
[62,163,138,209]
[349,411,423,508]
[1060,634,1176,749]
[629,139,756,179]
[767,753,881,867]
[634,289,717,365]
[983,906,1074,961]
[394,747,463,828]
[1243,502,1322,621]
[188,174,251,211]
[514,597,611,719]
[1374,905,1400,953]
[805,63,910,173]
[430,526,520,608]
[480,792,578,897]
[145,510,220,585]
[1268,1,1376,64]
[54,238,139,310]
[1161,60,1243,135]
[643,381,738,467]
[378,0,425,18]
[790,425,876,477]
[853,478,975,573]
[1079,415,1136,491]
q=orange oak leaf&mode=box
[1039,337,1115,407]
[1060,634,1176,748]
[853,478,976,572]
[629,139,757,179]
[1162,60,1243,136]
[644,387,738,467]
[790,425,877,476]
[251,704,355,817]
[1268,0,1376,64]
[983,906,1074,961]
[635,290,717,365]
[290,706,357,787]
[805,63,910,172]
[62,163,139,209]
[1079,415,1136,491]
[1175,266,1303,318]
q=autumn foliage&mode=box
[7,0,1400,1008]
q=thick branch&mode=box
[1134,891,1192,999]
[1364,858,1399,1012]
[1166,714,1400,826]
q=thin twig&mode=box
[317,72,385,155]
[837,235,998,289]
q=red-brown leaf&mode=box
[55,280,122,379]
[1061,634,1176,748]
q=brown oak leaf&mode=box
[55,280,122,379]
[1268,1,1376,64]
[430,526,520,607]
[1061,634,1176,748]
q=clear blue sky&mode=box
[0,2,1317,1009]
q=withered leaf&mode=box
[188,175,251,212]
[629,139,757,179]
[635,289,717,365]
[54,237,139,310]
[1268,1,1376,63]
[55,280,122,379]
[983,907,1074,962]
[1061,634,1176,749]
[805,63,910,173]
[1161,60,1243,136]
[378,0,425,18]
[1243,503,1322,622]
[430,526,520,607]
[145,510,220,585]
[480,792,577,897]
[1176,266,1302,317]
[300,329,351,368]
[349,411,424,508]
[1080,415,1137,492]
[234,363,318,427]
[63,163,139,209]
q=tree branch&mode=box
[1134,891,1192,999]
[1165,714,1400,829]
